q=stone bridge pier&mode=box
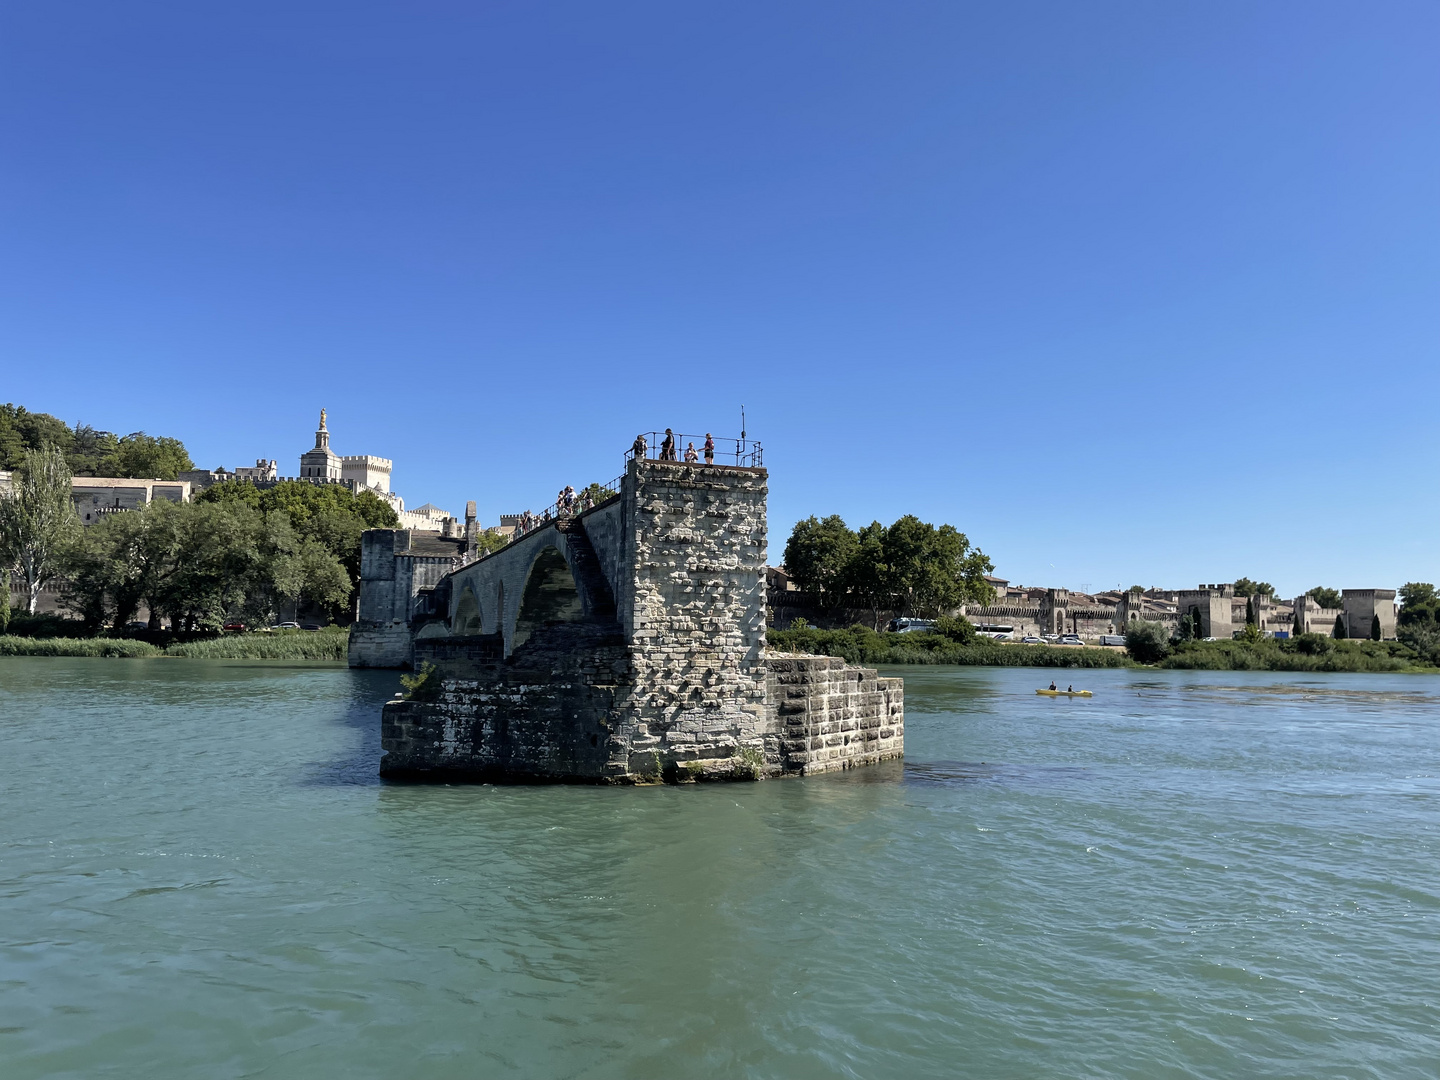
[354,456,903,783]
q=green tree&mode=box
[933,614,976,644]
[880,515,994,618]
[101,432,194,480]
[1307,586,1342,609]
[1371,614,1382,641]
[0,445,78,613]
[1245,596,1257,627]
[0,568,10,632]
[1124,620,1172,664]
[0,405,72,469]
[1234,577,1275,598]
[197,479,397,615]
[475,530,510,557]
[784,515,857,601]
[67,425,120,476]
[1333,614,1347,639]
[844,520,891,629]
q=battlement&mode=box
[342,455,393,469]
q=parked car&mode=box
[1059,634,1083,646]
[123,621,150,634]
[300,623,323,632]
[1099,634,1127,647]
[222,621,246,632]
[271,621,302,630]
[1020,635,1042,644]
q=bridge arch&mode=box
[512,546,584,650]
[454,584,482,635]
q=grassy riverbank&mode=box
[1157,636,1435,672]
[0,626,349,661]
[768,626,1131,668]
[769,625,1440,673]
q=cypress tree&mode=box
[1371,614,1382,640]
[1333,614,1347,639]
[1246,596,1257,627]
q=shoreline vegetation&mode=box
[767,624,1440,673]
[0,626,349,660]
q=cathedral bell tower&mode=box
[299,408,342,480]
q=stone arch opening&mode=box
[512,546,584,650]
[454,586,482,635]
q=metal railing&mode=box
[471,429,761,564]
[493,474,625,549]
[625,432,762,468]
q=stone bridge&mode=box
[351,457,903,784]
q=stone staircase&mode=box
[555,517,617,622]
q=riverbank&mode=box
[768,625,1440,673]
[767,626,1131,668]
[1158,636,1435,672]
[0,626,349,660]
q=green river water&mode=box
[2,658,1438,1078]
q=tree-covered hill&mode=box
[0,403,193,480]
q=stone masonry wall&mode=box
[375,458,905,783]
[766,655,904,774]
[616,460,770,774]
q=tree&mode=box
[1245,596,1257,627]
[579,482,617,505]
[0,568,9,632]
[1234,577,1274,598]
[0,445,78,613]
[1124,620,1172,664]
[475,530,510,557]
[783,515,857,601]
[101,432,193,481]
[1176,612,1195,642]
[880,515,994,618]
[844,520,891,629]
[1371,614,1382,641]
[1307,586,1342,609]
[933,614,976,644]
[1333,614,1347,639]
[197,479,397,615]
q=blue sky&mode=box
[2,1,1436,597]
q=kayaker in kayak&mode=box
[1068,685,1074,693]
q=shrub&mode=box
[1293,632,1334,656]
[165,626,348,660]
[933,614,976,644]
[400,661,441,701]
[1124,620,1172,664]
[0,635,161,657]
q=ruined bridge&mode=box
[350,456,903,783]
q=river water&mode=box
[2,658,1438,1079]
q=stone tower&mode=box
[299,408,342,480]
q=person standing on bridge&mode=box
[660,429,676,461]
[703,433,714,465]
[684,442,698,463]
[632,433,647,460]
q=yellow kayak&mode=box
[1036,689,1092,697]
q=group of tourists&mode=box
[511,485,604,539]
[634,430,716,465]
